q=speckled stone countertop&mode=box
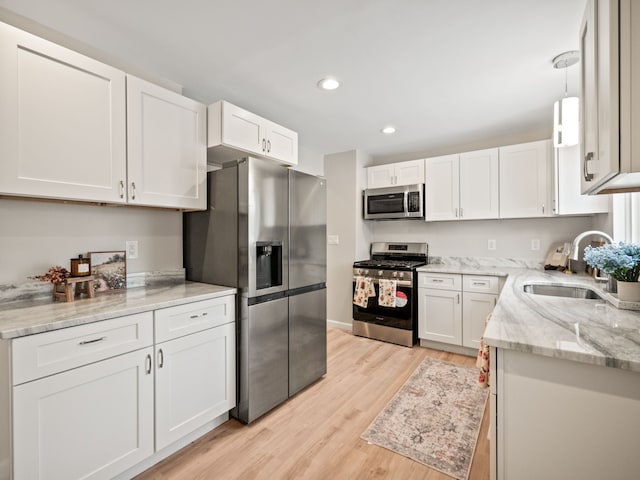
[417,259,640,373]
[0,282,236,339]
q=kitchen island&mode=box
[420,261,640,480]
[0,281,236,480]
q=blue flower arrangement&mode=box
[583,242,640,282]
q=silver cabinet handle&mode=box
[432,279,444,283]
[131,182,137,200]
[584,152,594,181]
[158,348,164,368]
[79,336,106,345]
[454,207,458,218]
[460,207,463,218]
[189,312,209,319]
[267,139,271,152]
[456,293,460,304]
[145,354,152,374]
[119,180,124,199]
[494,297,497,306]
[542,204,545,215]
[262,138,266,152]
[472,282,487,286]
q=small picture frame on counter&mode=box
[89,251,127,292]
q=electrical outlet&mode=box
[126,240,139,259]
[531,239,541,251]
[327,235,339,245]
[488,239,496,251]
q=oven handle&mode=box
[352,276,413,288]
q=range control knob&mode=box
[364,269,370,276]
[392,271,398,278]
[378,270,383,277]
[356,268,362,275]
[398,271,405,279]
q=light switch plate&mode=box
[327,235,339,245]
[488,239,496,251]
[531,239,541,251]
[126,240,138,259]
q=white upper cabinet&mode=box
[499,140,552,218]
[553,145,609,215]
[0,22,127,203]
[367,159,425,188]
[425,148,498,221]
[0,22,207,210]
[580,0,640,194]
[126,75,206,210]
[208,100,298,166]
[459,148,499,220]
[425,154,459,221]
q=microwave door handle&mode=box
[403,191,409,217]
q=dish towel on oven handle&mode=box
[476,314,491,388]
[353,276,376,307]
[378,278,397,308]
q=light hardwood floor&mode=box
[136,328,490,480]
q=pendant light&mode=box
[552,51,579,148]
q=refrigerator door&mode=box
[242,158,289,297]
[236,295,289,423]
[289,287,327,396]
[289,170,326,289]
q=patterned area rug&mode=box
[361,357,488,480]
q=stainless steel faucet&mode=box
[569,231,615,284]
[570,230,614,261]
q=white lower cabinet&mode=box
[418,272,500,350]
[5,294,236,480]
[155,322,235,450]
[13,347,154,480]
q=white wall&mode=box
[0,199,182,285]
[369,216,596,261]
[325,150,370,328]
[294,145,324,177]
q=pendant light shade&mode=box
[552,51,580,148]
[553,96,579,147]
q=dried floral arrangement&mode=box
[31,266,71,284]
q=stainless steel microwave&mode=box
[363,184,424,220]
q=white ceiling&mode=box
[0,0,586,159]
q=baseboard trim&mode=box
[327,319,352,331]
[419,339,477,358]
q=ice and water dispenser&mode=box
[256,241,283,290]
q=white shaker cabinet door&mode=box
[425,154,460,221]
[264,120,298,166]
[462,292,497,349]
[367,164,397,188]
[418,287,462,345]
[499,140,552,218]
[155,322,236,450]
[219,101,264,156]
[0,22,127,203]
[459,148,499,220]
[13,347,154,480]
[126,75,207,210]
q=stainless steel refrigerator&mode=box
[183,158,326,423]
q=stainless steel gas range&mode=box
[352,242,428,347]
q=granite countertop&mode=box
[0,282,236,339]
[418,262,640,373]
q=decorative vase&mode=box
[616,281,640,302]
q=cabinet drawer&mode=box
[418,272,462,290]
[154,295,235,343]
[463,275,500,294]
[12,312,153,385]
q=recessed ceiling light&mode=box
[317,77,340,91]
[381,126,396,134]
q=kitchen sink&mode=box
[523,283,602,299]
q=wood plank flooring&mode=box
[136,328,490,480]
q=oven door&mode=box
[352,276,414,330]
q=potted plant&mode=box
[584,242,640,302]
